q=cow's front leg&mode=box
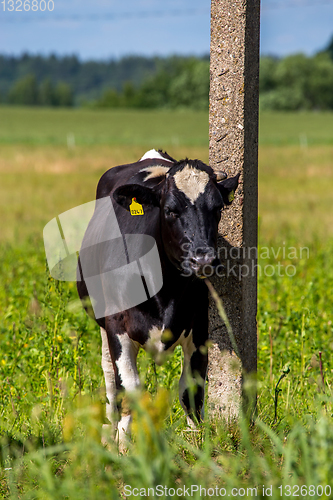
[105,325,140,449]
[179,331,208,425]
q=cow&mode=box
[77,149,239,447]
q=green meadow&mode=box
[0,107,333,498]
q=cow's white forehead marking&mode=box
[173,164,210,204]
[139,165,170,181]
[140,149,173,162]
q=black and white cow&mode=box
[77,149,239,445]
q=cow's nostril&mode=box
[191,253,216,268]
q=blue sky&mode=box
[0,0,332,59]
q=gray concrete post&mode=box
[208,0,260,418]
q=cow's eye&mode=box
[165,207,179,219]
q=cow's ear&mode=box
[217,173,240,206]
[113,184,160,211]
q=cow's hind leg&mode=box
[101,327,116,422]
[179,332,208,425]
[101,327,117,444]
[104,324,140,450]
[115,333,140,447]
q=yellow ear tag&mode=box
[228,190,235,203]
[130,198,144,216]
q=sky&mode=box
[0,0,332,60]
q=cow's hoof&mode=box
[186,416,197,429]
[117,415,131,454]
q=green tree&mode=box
[259,56,278,93]
[54,82,73,107]
[169,59,209,109]
[136,70,170,108]
[324,34,333,60]
[275,53,313,100]
[120,82,138,107]
[8,74,39,105]
[307,53,333,109]
[97,88,120,107]
[259,87,306,111]
[39,78,56,106]
[259,52,333,110]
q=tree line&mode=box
[1,36,333,110]
[0,54,189,106]
[260,50,333,110]
[5,74,73,107]
[96,57,209,110]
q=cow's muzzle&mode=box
[188,252,220,278]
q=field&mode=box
[0,106,333,499]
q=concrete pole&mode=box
[208,0,260,418]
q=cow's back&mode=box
[77,156,174,327]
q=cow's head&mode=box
[113,159,239,277]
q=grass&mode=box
[0,107,333,498]
[259,145,333,240]
[0,106,209,147]
[259,111,333,146]
[1,106,333,146]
